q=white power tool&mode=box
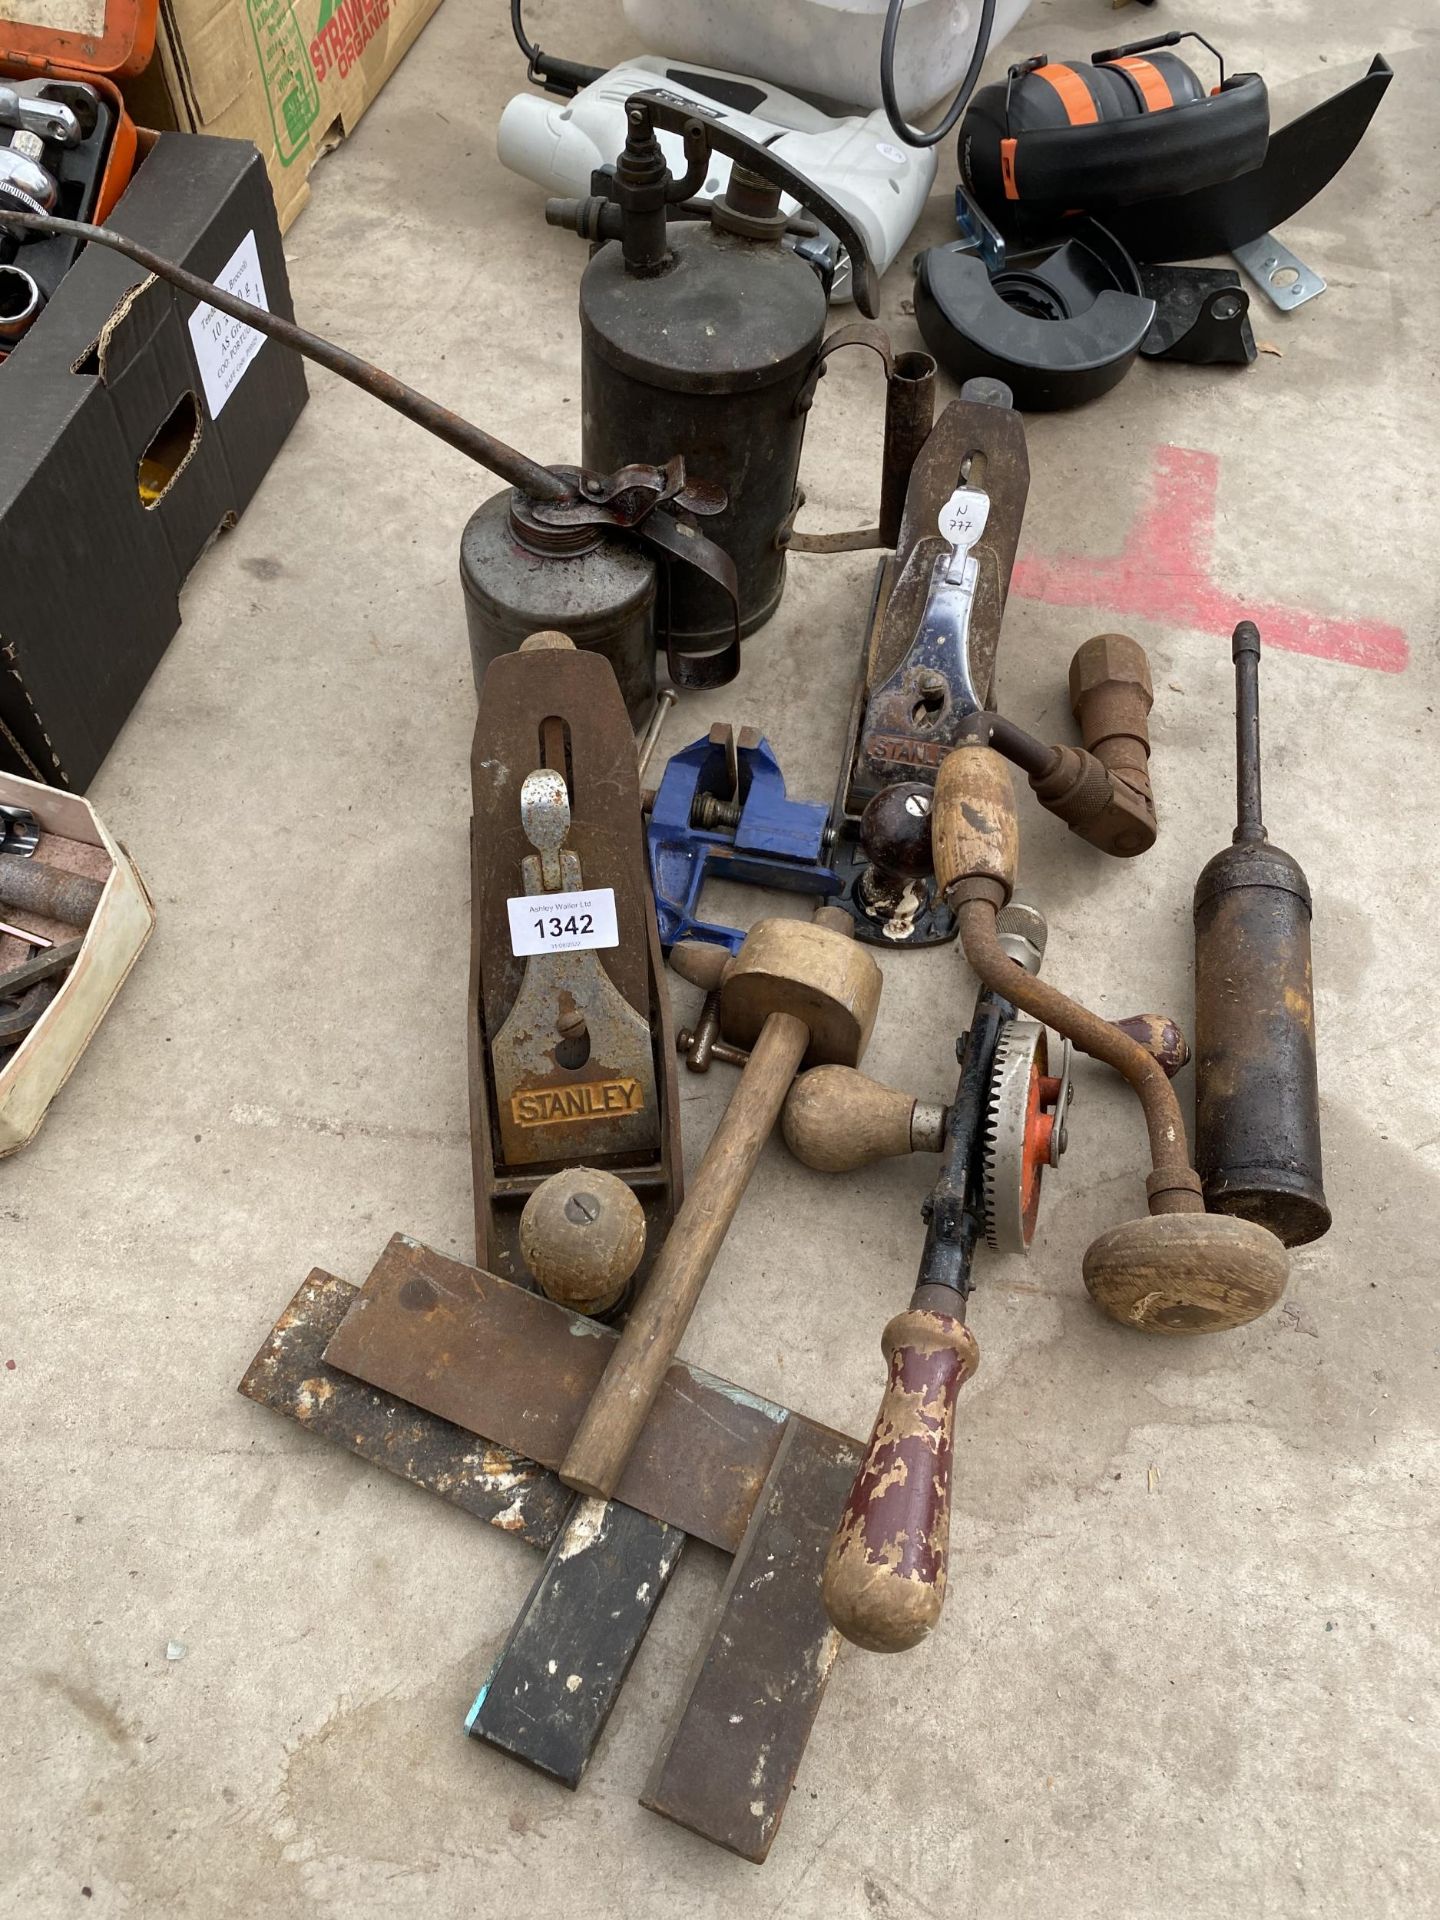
[498,54,937,305]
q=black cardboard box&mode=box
[0,131,307,788]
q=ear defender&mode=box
[959,31,1269,235]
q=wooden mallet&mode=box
[559,904,882,1499]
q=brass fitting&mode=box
[1035,632,1156,857]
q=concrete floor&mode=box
[5,0,1438,1913]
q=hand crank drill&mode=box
[931,736,1289,1331]
[821,734,1289,1654]
[816,913,1043,1654]
[802,899,1182,1651]
[559,904,883,1498]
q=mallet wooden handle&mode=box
[560,1007,810,1497]
[783,1065,946,1172]
[822,1302,979,1653]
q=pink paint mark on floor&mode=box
[1011,445,1408,674]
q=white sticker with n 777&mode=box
[187,229,269,419]
[508,888,619,956]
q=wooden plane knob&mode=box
[858,782,935,880]
[782,1065,944,1171]
[932,746,1018,904]
[519,1167,646,1317]
[1083,1211,1288,1335]
[822,1308,979,1653]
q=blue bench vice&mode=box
[646,722,840,953]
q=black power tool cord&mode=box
[880,0,999,147]
[510,0,604,99]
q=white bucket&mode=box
[621,0,1033,118]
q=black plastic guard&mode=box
[914,243,1153,411]
[1102,55,1392,262]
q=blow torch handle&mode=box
[627,91,881,318]
[822,1303,979,1654]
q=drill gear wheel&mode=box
[981,1018,1070,1253]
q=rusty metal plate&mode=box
[238,1269,570,1550]
[323,1235,799,1554]
[642,1417,862,1862]
[467,1496,685,1789]
[240,1268,684,1790]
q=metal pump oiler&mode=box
[546,92,936,663]
[1193,622,1330,1245]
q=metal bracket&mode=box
[952,184,1006,274]
[785,320,906,555]
[1231,231,1326,311]
[1050,1037,1074,1165]
[0,804,39,858]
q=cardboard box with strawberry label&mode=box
[127,0,448,228]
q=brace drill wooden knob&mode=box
[559,904,883,1499]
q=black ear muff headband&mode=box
[991,72,1269,209]
[959,32,1270,223]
